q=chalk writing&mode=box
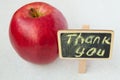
[58,31,113,59]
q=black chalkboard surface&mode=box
[58,30,114,59]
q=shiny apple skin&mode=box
[9,2,68,64]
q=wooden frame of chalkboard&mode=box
[57,30,114,60]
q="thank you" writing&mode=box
[58,30,113,59]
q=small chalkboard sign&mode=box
[58,30,114,59]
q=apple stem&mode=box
[29,8,43,18]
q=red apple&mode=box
[9,2,68,64]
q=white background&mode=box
[0,0,120,80]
